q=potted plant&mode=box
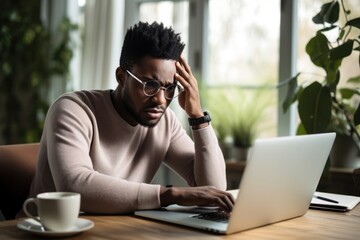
[206,89,234,159]
[283,0,360,167]
[0,1,77,144]
[231,88,270,161]
[208,88,270,161]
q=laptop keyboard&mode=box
[192,211,230,223]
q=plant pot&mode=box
[219,142,232,160]
[232,146,250,161]
[330,134,360,168]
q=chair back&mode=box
[0,143,39,220]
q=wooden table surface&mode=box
[1,204,360,239]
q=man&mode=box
[28,22,234,214]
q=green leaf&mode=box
[330,40,354,60]
[298,82,332,134]
[337,28,345,42]
[312,1,339,25]
[282,73,300,113]
[306,33,342,84]
[338,88,360,99]
[296,123,307,135]
[345,17,360,29]
[347,75,360,84]
[306,33,330,69]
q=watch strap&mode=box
[188,111,211,126]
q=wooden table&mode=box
[1,204,360,239]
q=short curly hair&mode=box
[119,22,185,70]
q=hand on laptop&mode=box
[160,186,235,212]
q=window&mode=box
[208,0,280,86]
[124,0,304,139]
[207,0,280,138]
[139,1,189,61]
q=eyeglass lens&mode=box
[144,81,182,99]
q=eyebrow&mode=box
[140,75,176,86]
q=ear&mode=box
[115,67,126,87]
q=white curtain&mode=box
[80,0,125,90]
[41,0,80,102]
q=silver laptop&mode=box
[135,133,336,234]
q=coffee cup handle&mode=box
[23,198,41,224]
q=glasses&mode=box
[126,70,183,100]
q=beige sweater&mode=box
[29,90,226,214]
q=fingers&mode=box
[178,55,192,77]
[175,56,196,88]
[175,63,192,88]
[208,188,235,212]
[165,186,235,213]
[174,56,203,117]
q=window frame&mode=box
[124,0,298,136]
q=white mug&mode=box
[23,192,81,231]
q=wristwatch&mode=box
[188,111,211,126]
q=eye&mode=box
[166,85,176,93]
[145,80,160,89]
[144,80,161,95]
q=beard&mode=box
[121,88,167,127]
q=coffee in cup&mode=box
[23,192,81,231]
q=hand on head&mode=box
[175,55,204,118]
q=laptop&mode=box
[135,133,336,234]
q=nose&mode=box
[152,87,167,104]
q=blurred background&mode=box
[1,0,359,145]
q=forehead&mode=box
[132,56,177,83]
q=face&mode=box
[115,56,177,127]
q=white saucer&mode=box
[17,218,94,237]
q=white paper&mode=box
[310,191,360,211]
